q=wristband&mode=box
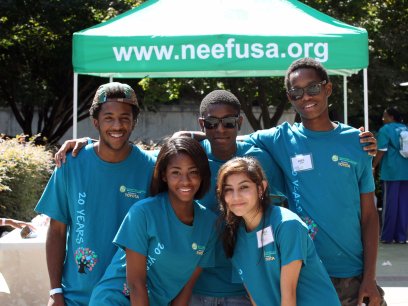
[49,288,63,296]
[1,218,5,226]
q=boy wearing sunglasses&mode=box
[242,57,386,306]
[188,89,286,306]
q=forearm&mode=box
[280,260,301,306]
[46,220,67,290]
[361,195,379,281]
[171,267,202,305]
[129,283,149,306]
[372,151,385,169]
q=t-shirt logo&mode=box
[74,247,98,274]
[301,216,318,240]
[119,185,146,199]
[192,242,206,255]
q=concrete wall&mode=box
[0,105,295,144]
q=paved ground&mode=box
[376,242,408,305]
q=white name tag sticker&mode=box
[291,154,313,172]
[257,226,274,248]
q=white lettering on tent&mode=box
[113,46,173,61]
[251,43,264,59]
[197,44,210,59]
[314,43,328,62]
[182,44,195,59]
[113,47,133,61]
[265,43,279,58]
[212,44,224,59]
[235,43,250,59]
[113,40,329,63]
[288,43,303,58]
[225,38,235,58]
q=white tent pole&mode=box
[73,73,78,138]
[363,69,369,130]
[343,76,348,125]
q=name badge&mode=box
[291,154,313,172]
[257,226,274,248]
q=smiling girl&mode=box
[217,157,340,306]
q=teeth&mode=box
[180,188,191,192]
[304,104,315,109]
[109,133,123,138]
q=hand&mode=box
[4,218,36,231]
[54,137,89,167]
[359,127,377,157]
[357,279,381,306]
[47,294,65,306]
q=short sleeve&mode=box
[113,204,149,256]
[242,129,274,153]
[358,155,375,194]
[376,127,390,151]
[276,219,309,267]
[35,166,70,225]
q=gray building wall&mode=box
[0,105,295,144]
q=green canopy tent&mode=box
[72,0,369,137]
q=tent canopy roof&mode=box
[73,0,368,78]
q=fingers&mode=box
[359,131,374,138]
[72,143,81,157]
[359,126,365,132]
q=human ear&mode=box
[237,116,243,131]
[325,82,333,97]
[198,118,205,132]
[92,118,99,129]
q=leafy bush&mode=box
[0,135,54,221]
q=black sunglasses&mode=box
[201,116,240,129]
[287,80,327,101]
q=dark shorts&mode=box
[331,275,387,306]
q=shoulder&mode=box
[130,144,157,163]
[268,206,308,236]
[337,123,360,135]
[129,195,161,214]
[194,201,217,220]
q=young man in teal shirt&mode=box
[242,58,386,306]
[35,82,155,306]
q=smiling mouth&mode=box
[304,103,317,110]
[108,132,125,138]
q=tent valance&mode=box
[73,0,368,78]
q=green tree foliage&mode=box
[1,1,406,140]
[0,0,141,144]
[303,0,408,130]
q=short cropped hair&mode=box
[284,58,330,90]
[199,90,241,117]
[385,107,403,123]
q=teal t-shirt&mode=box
[232,205,340,306]
[243,122,375,277]
[113,192,218,305]
[35,144,155,305]
[377,122,408,181]
[193,140,286,297]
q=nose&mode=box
[180,173,192,184]
[111,118,123,129]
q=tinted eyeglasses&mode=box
[287,80,327,101]
[201,116,240,129]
